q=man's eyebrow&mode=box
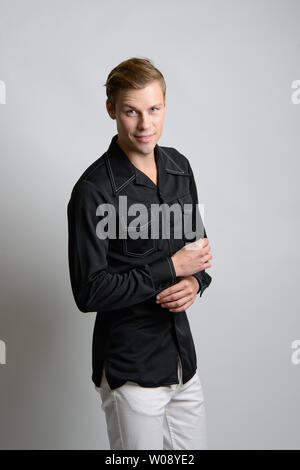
[121,102,162,109]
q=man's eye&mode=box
[126,107,160,115]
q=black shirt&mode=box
[67,134,212,390]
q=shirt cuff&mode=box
[192,271,212,297]
[148,256,177,290]
[192,273,202,294]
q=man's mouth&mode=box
[134,134,154,143]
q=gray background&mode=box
[0,0,299,450]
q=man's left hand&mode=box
[155,276,199,312]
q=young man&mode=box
[67,57,213,450]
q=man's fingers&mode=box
[158,284,193,303]
[169,298,195,312]
[160,293,195,309]
[156,278,187,301]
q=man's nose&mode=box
[137,113,151,130]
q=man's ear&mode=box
[106,99,116,120]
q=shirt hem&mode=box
[92,368,197,390]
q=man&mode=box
[67,57,213,450]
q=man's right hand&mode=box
[171,238,212,277]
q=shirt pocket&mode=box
[119,210,157,258]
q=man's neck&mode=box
[117,137,156,172]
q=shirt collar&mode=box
[105,134,190,201]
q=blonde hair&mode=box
[103,57,166,110]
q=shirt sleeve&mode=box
[67,180,177,313]
[187,161,212,298]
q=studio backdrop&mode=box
[0,0,299,450]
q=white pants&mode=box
[95,355,208,450]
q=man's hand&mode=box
[155,276,199,312]
[171,238,212,278]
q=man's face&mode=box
[106,79,166,156]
